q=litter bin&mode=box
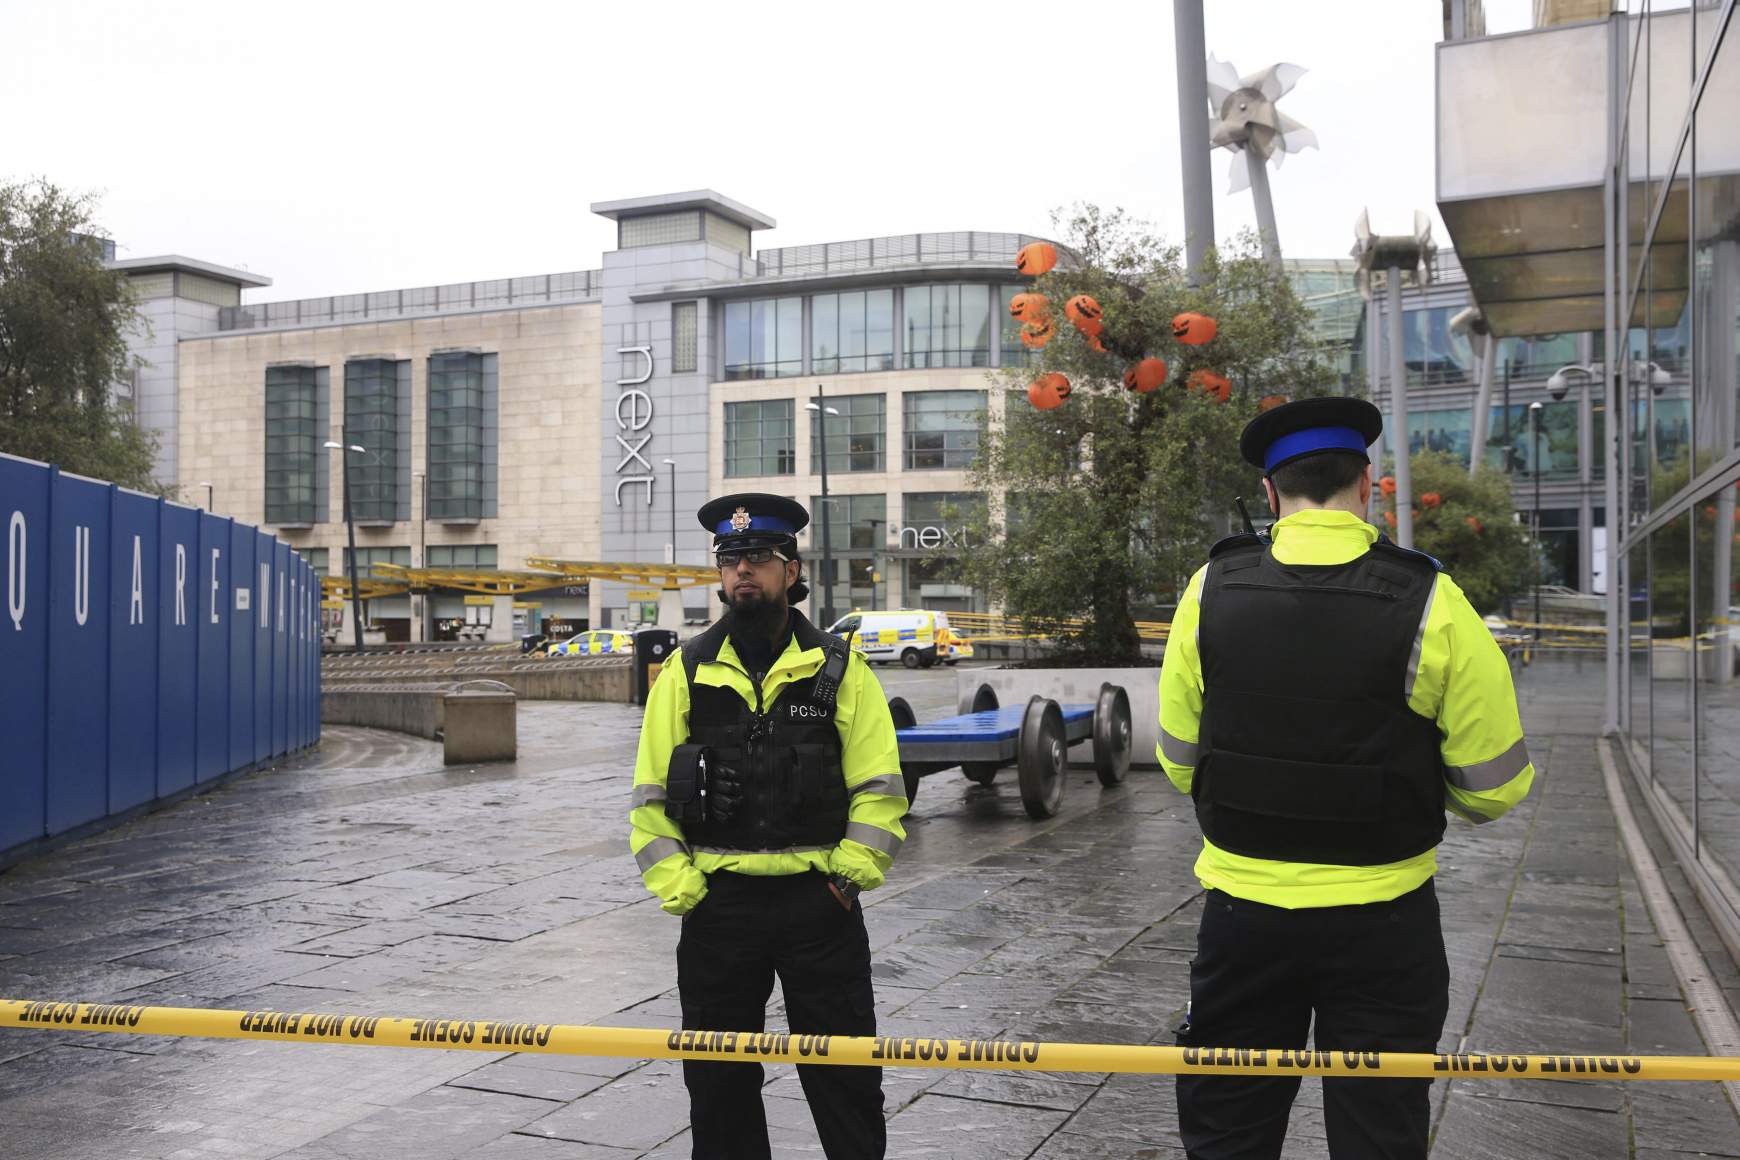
[633,628,679,705]
[519,632,548,655]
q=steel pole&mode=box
[1386,270,1414,549]
[1245,150,1282,267]
[1468,334,1497,476]
[1174,0,1215,283]
[342,453,364,654]
[1534,407,1544,636]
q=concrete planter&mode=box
[957,667,1160,768]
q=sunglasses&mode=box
[716,547,790,568]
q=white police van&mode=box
[826,609,968,669]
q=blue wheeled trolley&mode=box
[886,684,1132,820]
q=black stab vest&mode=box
[680,610,849,851]
[1194,533,1448,866]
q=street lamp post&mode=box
[413,470,426,644]
[806,388,841,627]
[324,440,367,653]
[865,517,888,612]
[1529,401,1544,637]
[662,458,678,567]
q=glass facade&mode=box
[427,544,497,569]
[672,302,698,374]
[264,365,320,525]
[811,290,894,374]
[723,297,802,380]
[723,399,795,476]
[810,393,885,473]
[427,352,488,521]
[808,493,886,616]
[903,390,984,470]
[903,284,993,368]
[343,359,399,522]
[1616,4,1740,942]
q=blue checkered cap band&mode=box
[1263,425,1371,473]
[714,514,798,536]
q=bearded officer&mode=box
[629,492,906,1160]
[1157,397,1534,1160]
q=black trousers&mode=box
[677,870,883,1160]
[1176,880,1449,1160]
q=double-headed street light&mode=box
[324,440,367,653]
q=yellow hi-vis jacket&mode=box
[1157,509,1534,908]
[629,631,906,915]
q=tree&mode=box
[1375,451,1536,614]
[956,207,1335,664]
[0,179,158,490]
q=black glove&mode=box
[708,761,744,823]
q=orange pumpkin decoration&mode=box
[1074,316,1105,338]
[1027,372,1071,410]
[1421,492,1442,509]
[1016,241,1058,276]
[1129,357,1168,392]
[1008,292,1049,325]
[1085,333,1107,354]
[1384,510,1398,529]
[1172,312,1218,345]
[1187,368,1232,402]
[1379,475,1397,497]
[1464,515,1484,534]
[1019,318,1055,349]
[1258,394,1288,412]
[1064,295,1103,325]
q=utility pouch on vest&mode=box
[665,744,712,825]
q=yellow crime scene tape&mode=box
[5,999,1740,1082]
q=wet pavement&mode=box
[1,655,1737,1158]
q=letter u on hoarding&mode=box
[7,510,24,631]
[73,526,90,626]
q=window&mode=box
[811,290,894,374]
[724,399,795,476]
[808,493,886,613]
[1377,306,1474,386]
[724,297,803,380]
[344,359,400,522]
[428,351,496,521]
[672,302,698,374]
[303,548,329,576]
[903,284,992,368]
[810,394,885,473]
[903,390,984,470]
[999,284,1035,368]
[265,365,320,525]
[342,546,411,574]
[428,544,498,569]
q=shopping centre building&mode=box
[1437,0,1740,958]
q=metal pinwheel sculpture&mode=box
[1205,54,1319,265]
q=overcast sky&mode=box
[6,0,1537,302]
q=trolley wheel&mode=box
[1017,697,1067,819]
[1092,683,1133,786]
[902,765,921,811]
[887,697,917,730]
[961,685,1001,784]
[901,649,922,669]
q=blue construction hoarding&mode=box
[0,452,321,861]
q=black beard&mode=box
[722,587,786,635]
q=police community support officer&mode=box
[629,492,906,1160]
[1157,397,1534,1160]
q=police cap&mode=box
[697,493,809,552]
[1239,396,1384,475]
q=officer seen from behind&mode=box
[629,493,906,1160]
[1157,398,1533,1159]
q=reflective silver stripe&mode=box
[634,836,688,873]
[1403,577,1440,703]
[850,774,906,800]
[691,844,831,857]
[631,784,666,810]
[1158,726,1200,768]
[1447,738,1531,792]
[844,822,902,855]
[1445,796,1496,825]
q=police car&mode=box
[546,629,634,658]
[826,609,969,668]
